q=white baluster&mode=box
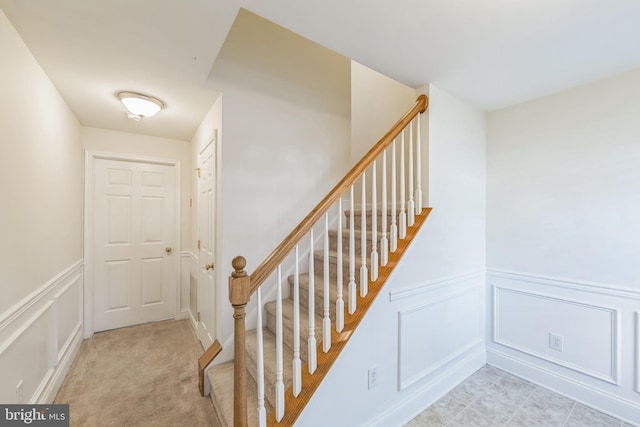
[370,161,379,281]
[256,287,266,427]
[360,172,368,297]
[390,139,398,252]
[399,129,407,239]
[275,265,284,421]
[292,245,301,397]
[322,213,331,352]
[416,113,423,215]
[336,198,344,332]
[408,120,415,227]
[348,186,356,314]
[380,149,389,266]
[307,230,317,374]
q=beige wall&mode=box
[208,9,351,341]
[350,61,417,163]
[0,9,83,315]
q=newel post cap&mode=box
[229,256,251,306]
[231,256,247,277]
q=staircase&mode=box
[204,95,429,426]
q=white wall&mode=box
[0,9,83,404]
[486,69,640,423]
[296,84,487,426]
[208,9,351,343]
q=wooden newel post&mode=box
[229,256,251,427]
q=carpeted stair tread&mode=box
[313,249,371,283]
[345,208,403,231]
[328,228,376,255]
[245,328,296,409]
[208,360,271,427]
[288,273,347,318]
[313,249,371,267]
[265,298,322,361]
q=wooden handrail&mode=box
[249,94,428,293]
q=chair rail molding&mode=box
[487,269,640,300]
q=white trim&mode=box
[397,284,483,390]
[487,268,640,300]
[0,260,83,331]
[38,324,83,404]
[54,275,83,364]
[0,301,54,357]
[493,285,620,385]
[0,261,84,405]
[389,270,485,301]
[488,348,640,425]
[84,150,181,337]
[636,311,640,394]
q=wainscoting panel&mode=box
[0,261,84,404]
[180,251,198,325]
[487,270,640,424]
[55,274,82,362]
[397,282,483,391]
[494,286,619,384]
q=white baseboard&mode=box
[367,346,486,427]
[488,348,640,426]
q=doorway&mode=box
[85,152,180,335]
[196,133,217,348]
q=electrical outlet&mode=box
[368,367,378,390]
[549,332,564,352]
[16,380,23,403]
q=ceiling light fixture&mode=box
[116,91,165,121]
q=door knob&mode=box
[205,262,214,271]
[165,247,173,254]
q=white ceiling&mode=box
[2,0,640,141]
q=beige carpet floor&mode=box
[55,319,218,427]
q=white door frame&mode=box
[84,150,181,338]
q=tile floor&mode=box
[405,365,636,427]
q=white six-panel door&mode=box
[197,139,216,347]
[94,158,176,332]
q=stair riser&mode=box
[328,231,376,257]
[345,210,400,232]
[245,346,278,410]
[313,256,367,285]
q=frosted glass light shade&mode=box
[117,91,164,121]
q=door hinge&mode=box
[194,168,201,178]
[197,312,201,322]
[197,240,201,250]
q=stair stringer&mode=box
[265,208,431,426]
